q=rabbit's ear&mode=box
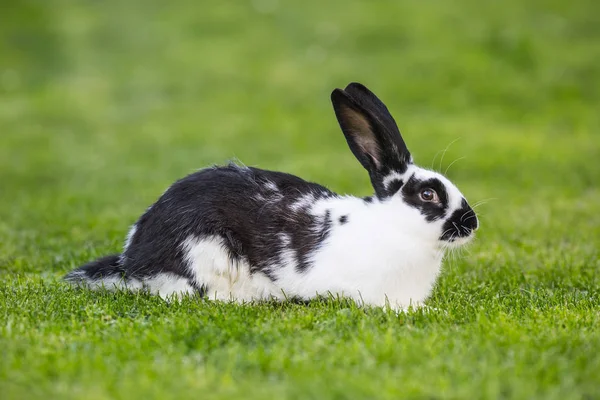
[331,84,411,177]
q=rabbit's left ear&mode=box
[331,83,412,187]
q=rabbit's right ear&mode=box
[331,84,411,181]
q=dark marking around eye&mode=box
[339,215,348,225]
[363,196,373,204]
[401,175,449,222]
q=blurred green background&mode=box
[1,1,599,399]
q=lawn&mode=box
[1,0,599,399]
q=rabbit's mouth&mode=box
[441,233,475,248]
[439,221,478,248]
[439,200,478,247]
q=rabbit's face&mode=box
[330,82,478,248]
[382,165,478,247]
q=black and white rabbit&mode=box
[65,83,478,310]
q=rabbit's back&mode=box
[116,163,338,297]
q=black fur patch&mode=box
[294,209,332,272]
[339,215,348,225]
[401,175,449,222]
[440,199,478,241]
[385,179,404,196]
[363,196,374,204]
[322,210,332,236]
[66,163,338,287]
[64,254,125,281]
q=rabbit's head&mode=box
[331,83,478,247]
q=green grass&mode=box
[1,0,599,398]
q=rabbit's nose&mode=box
[461,214,478,233]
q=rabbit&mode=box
[64,82,479,310]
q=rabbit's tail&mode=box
[64,254,130,290]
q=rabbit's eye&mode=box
[420,188,439,203]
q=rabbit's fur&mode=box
[65,83,478,310]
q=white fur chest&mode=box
[273,196,446,309]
